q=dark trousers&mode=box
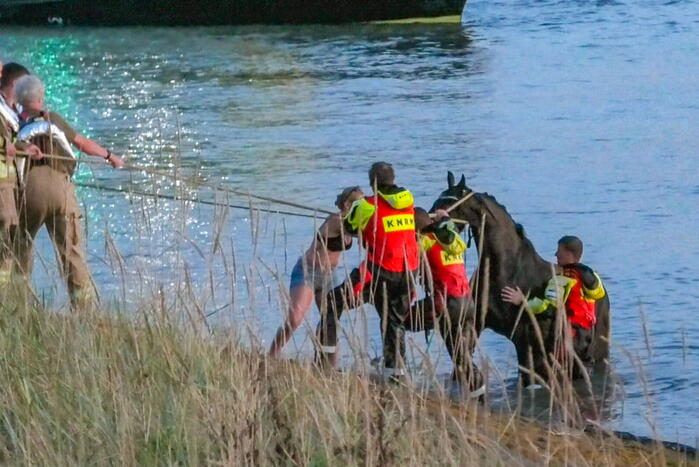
[318,263,415,372]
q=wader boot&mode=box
[15,165,95,309]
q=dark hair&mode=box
[0,62,30,88]
[558,235,583,260]
[335,186,362,209]
[368,162,395,187]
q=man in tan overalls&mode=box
[0,62,42,289]
[14,75,124,308]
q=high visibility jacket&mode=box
[528,264,605,329]
[0,96,18,182]
[346,188,418,273]
[0,135,16,182]
[420,232,469,298]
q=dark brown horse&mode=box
[431,172,611,386]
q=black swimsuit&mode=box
[318,233,352,252]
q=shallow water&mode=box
[1,0,698,445]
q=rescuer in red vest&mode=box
[410,208,470,325]
[404,208,482,391]
[317,162,418,381]
[501,235,606,362]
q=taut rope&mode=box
[4,150,334,215]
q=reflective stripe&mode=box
[583,273,606,300]
[383,367,405,377]
[0,269,10,285]
[439,249,464,266]
[0,95,19,133]
[18,121,76,160]
[381,213,415,232]
[0,159,16,180]
[0,136,16,179]
[468,384,487,399]
[319,345,337,353]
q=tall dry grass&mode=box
[3,141,693,465]
[0,290,690,466]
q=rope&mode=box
[429,191,473,224]
[5,150,334,215]
[75,181,324,219]
[446,191,475,213]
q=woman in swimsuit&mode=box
[269,186,364,357]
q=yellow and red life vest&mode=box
[528,265,605,330]
[422,232,470,299]
[561,266,599,329]
[356,191,419,273]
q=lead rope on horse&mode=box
[445,191,475,214]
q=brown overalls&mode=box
[15,111,95,307]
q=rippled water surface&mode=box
[2,0,698,444]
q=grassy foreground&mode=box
[0,300,692,466]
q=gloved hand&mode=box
[434,218,457,245]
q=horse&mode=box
[430,172,611,387]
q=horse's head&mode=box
[430,171,488,229]
[431,171,530,251]
[429,171,473,231]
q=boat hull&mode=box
[0,0,466,25]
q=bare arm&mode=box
[73,134,124,169]
[318,214,343,238]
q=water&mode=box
[2,0,698,445]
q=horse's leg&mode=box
[440,296,484,396]
[513,315,557,387]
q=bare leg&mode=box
[269,284,315,357]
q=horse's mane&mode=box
[474,192,527,240]
[472,191,548,269]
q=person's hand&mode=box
[4,142,16,161]
[433,208,450,221]
[501,286,525,305]
[25,144,44,161]
[107,153,125,169]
